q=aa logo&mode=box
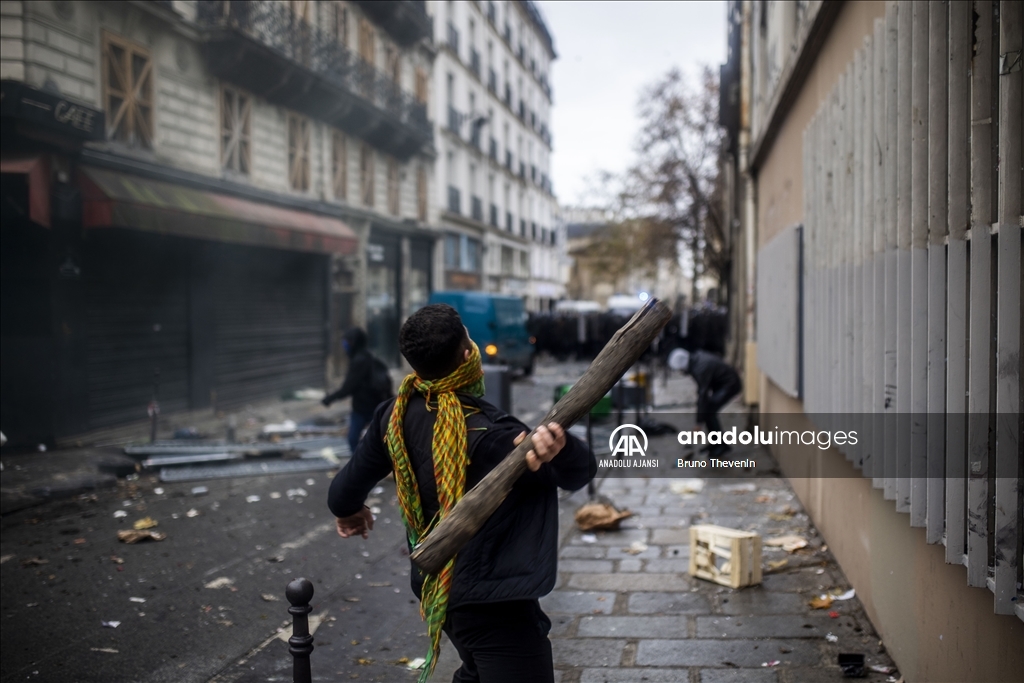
[609,424,648,458]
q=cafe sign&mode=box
[1,79,105,141]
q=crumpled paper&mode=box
[574,502,634,531]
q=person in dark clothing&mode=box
[328,304,595,683]
[323,327,387,455]
[668,348,743,457]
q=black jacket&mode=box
[687,350,741,413]
[324,328,381,417]
[327,393,596,608]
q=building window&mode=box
[416,165,428,221]
[102,31,153,148]
[333,1,348,47]
[415,68,429,105]
[387,158,400,215]
[331,130,347,199]
[360,144,375,207]
[444,234,480,272]
[220,85,251,174]
[359,18,376,65]
[287,112,310,192]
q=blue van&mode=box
[427,291,535,374]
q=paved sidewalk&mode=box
[542,435,899,683]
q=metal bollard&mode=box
[286,577,314,683]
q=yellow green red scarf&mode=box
[384,342,485,681]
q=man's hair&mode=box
[399,304,468,379]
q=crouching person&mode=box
[328,304,596,683]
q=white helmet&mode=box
[668,348,690,372]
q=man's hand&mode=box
[515,423,567,472]
[335,507,374,539]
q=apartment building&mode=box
[721,1,1023,679]
[427,0,563,311]
[0,0,436,442]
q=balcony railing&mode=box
[471,195,483,222]
[447,185,461,214]
[490,203,498,227]
[469,48,481,78]
[352,1,431,47]
[196,0,430,160]
[446,22,459,55]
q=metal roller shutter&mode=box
[210,246,327,409]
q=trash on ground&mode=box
[868,664,896,674]
[372,486,385,495]
[21,557,48,567]
[286,488,308,499]
[261,593,279,602]
[262,420,297,435]
[276,612,327,642]
[153,487,164,495]
[833,588,856,600]
[73,538,87,545]
[826,632,839,643]
[575,502,634,531]
[305,478,316,486]
[101,621,120,628]
[809,594,835,609]
[269,492,281,499]
[245,495,261,503]
[129,597,146,603]
[186,508,200,518]
[90,647,119,654]
[624,540,649,555]
[191,486,209,496]
[204,577,234,589]
[670,479,705,494]
[368,582,392,587]
[720,483,757,493]
[690,524,762,588]
[117,529,166,543]
[838,652,867,677]
[764,534,808,552]
[110,555,124,564]
[113,510,128,518]
[132,517,158,530]
[0,555,12,565]
[267,555,285,563]
[766,559,788,572]
[407,657,426,670]
[579,533,598,544]
[761,660,780,667]
[829,610,841,618]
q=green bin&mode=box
[553,384,612,418]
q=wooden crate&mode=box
[689,524,762,588]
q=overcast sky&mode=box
[535,1,727,208]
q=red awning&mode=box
[78,167,357,254]
[1,155,50,227]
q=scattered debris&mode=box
[305,478,316,486]
[0,555,12,565]
[766,559,789,572]
[368,582,392,587]
[110,555,124,565]
[371,486,385,495]
[356,658,373,666]
[117,529,166,543]
[579,533,598,544]
[764,534,808,552]
[90,647,119,654]
[113,510,128,519]
[826,632,839,643]
[266,555,285,563]
[720,483,757,493]
[575,502,633,531]
[624,541,649,555]
[186,508,200,518]
[269,492,282,499]
[73,538,87,545]
[286,488,308,499]
[809,594,835,610]
[129,597,146,603]
[132,517,158,530]
[246,495,261,503]
[21,557,48,567]
[406,657,426,670]
[260,593,279,602]
[761,660,780,667]
[153,487,164,495]
[101,621,120,629]
[829,610,841,619]
[344,597,360,602]
[204,577,234,589]
[670,479,705,494]
[191,486,209,497]
[833,588,856,600]
[263,420,297,435]
[869,664,896,675]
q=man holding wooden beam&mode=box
[328,303,596,683]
